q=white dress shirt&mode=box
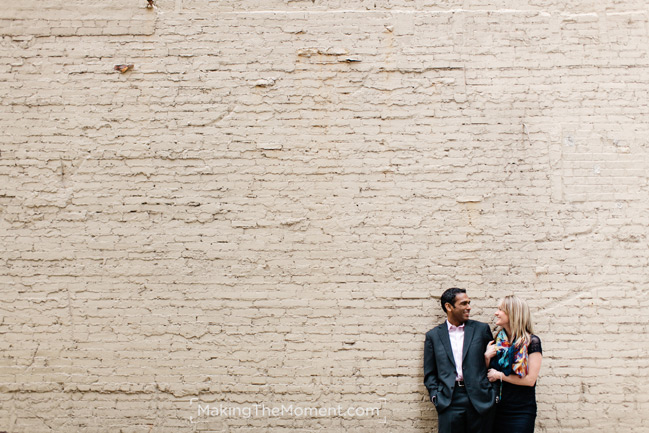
[447,320,465,381]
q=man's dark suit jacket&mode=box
[423,319,495,415]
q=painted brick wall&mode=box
[1,1,648,432]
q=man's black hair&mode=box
[440,288,466,313]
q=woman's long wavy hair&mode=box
[499,295,534,347]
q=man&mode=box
[424,288,495,433]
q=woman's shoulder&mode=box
[529,334,542,354]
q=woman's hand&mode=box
[484,340,497,360]
[487,368,503,382]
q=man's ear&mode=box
[445,302,453,311]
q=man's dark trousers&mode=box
[424,319,495,433]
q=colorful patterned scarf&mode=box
[495,329,528,377]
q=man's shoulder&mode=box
[425,322,447,336]
[466,319,491,330]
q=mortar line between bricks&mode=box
[215,9,647,16]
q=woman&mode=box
[484,295,542,433]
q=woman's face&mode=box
[494,305,509,328]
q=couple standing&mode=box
[423,288,543,433]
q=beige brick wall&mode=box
[1,0,649,431]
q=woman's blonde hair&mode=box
[499,295,534,347]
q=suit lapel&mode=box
[462,320,475,361]
[437,322,456,366]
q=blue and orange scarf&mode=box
[494,329,528,377]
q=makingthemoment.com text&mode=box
[191,400,381,419]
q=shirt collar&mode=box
[446,320,465,331]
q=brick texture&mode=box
[1,1,649,432]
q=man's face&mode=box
[446,293,471,325]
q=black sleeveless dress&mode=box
[491,335,542,433]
